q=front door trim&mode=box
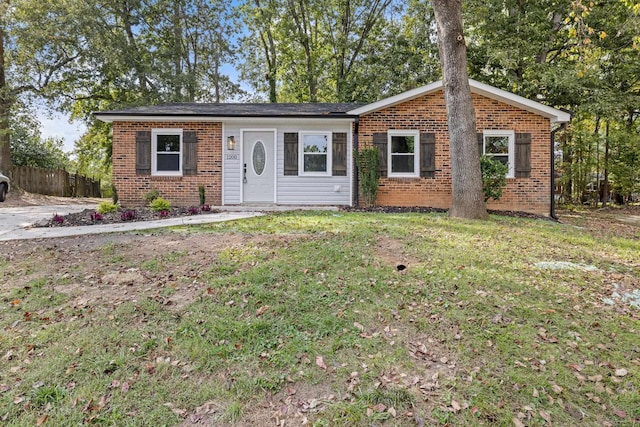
[240,128,278,204]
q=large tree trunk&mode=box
[0,24,11,174]
[432,0,487,219]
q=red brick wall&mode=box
[358,91,552,215]
[112,121,222,207]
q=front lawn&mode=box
[0,211,638,426]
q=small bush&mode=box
[158,210,170,218]
[480,155,508,202]
[97,201,118,214]
[111,184,118,204]
[201,204,211,212]
[188,206,199,215]
[144,189,161,204]
[52,214,64,224]
[149,197,171,212]
[90,212,103,221]
[199,184,206,205]
[120,210,136,221]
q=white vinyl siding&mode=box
[222,120,352,206]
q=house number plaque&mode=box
[225,154,239,160]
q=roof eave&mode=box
[93,112,359,123]
[348,79,572,124]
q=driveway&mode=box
[0,204,98,240]
[0,204,266,241]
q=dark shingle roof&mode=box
[95,103,364,118]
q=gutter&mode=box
[550,122,568,219]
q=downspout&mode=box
[550,122,567,219]
[353,117,359,207]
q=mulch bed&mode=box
[35,207,220,228]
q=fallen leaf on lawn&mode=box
[568,364,582,372]
[588,375,603,382]
[353,322,365,332]
[121,382,130,393]
[13,395,24,404]
[163,403,187,417]
[614,409,627,418]
[0,384,9,393]
[255,305,270,316]
[451,400,461,412]
[36,415,48,426]
[513,418,525,427]
[614,368,627,377]
[388,407,397,417]
[533,388,539,397]
[539,410,551,424]
[552,384,563,394]
[316,356,327,370]
[10,299,20,306]
[194,401,219,415]
[372,403,386,412]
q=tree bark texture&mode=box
[432,0,487,219]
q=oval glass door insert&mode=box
[252,140,266,176]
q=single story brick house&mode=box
[95,79,570,215]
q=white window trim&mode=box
[298,131,332,176]
[483,130,514,178]
[152,128,183,176]
[388,130,420,178]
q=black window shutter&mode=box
[284,132,298,176]
[477,133,484,157]
[373,133,388,176]
[183,131,198,176]
[515,133,532,178]
[420,133,436,178]
[136,131,151,175]
[332,132,347,176]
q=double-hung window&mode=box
[299,131,332,176]
[152,129,183,176]
[483,130,514,178]
[388,130,420,177]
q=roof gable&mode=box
[348,79,571,123]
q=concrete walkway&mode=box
[0,204,337,241]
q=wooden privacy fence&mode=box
[11,165,101,198]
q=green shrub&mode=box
[144,189,161,204]
[149,197,171,212]
[355,148,380,207]
[111,184,118,204]
[480,155,508,202]
[97,201,118,214]
[199,184,206,205]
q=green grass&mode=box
[0,211,638,426]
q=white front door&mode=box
[242,130,275,203]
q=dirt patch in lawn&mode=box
[557,205,640,240]
[0,231,299,314]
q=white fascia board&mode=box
[94,115,356,125]
[347,81,443,115]
[348,79,571,124]
[468,79,571,123]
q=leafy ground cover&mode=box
[0,209,638,426]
